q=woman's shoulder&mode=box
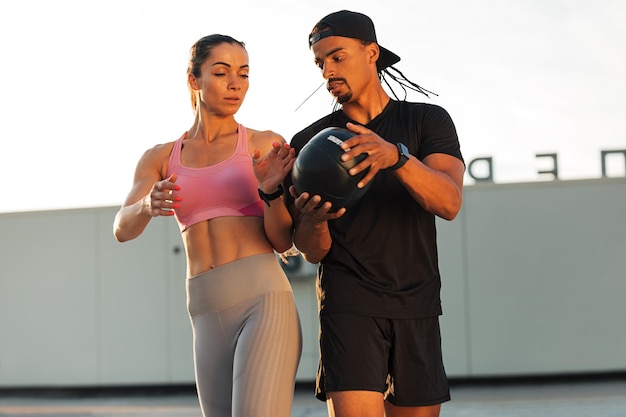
[135,137,181,175]
[245,127,285,141]
[141,140,177,161]
[245,127,286,152]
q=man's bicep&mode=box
[423,153,465,189]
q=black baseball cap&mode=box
[308,10,401,71]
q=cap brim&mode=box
[377,45,401,71]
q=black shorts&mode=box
[316,313,450,406]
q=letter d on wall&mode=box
[468,157,494,183]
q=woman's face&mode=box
[191,42,250,116]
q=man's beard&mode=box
[336,90,352,104]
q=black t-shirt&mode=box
[286,100,463,319]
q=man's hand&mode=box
[289,186,346,221]
[340,122,400,188]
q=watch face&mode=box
[399,142,409,158]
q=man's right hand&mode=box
[289,186,346,222]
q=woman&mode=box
[113,34,302,417]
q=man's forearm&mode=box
[293,215,332,264]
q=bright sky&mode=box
[1,0,625,213]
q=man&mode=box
[285,10,464,417]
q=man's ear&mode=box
[367,42,381,65]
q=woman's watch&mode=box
[388,142,410,171]
[258,185,284,206]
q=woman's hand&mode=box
[144,173,181,217]
[252,142,295,192]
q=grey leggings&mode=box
[186,253,302,417]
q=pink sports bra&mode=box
[166,125,264,232]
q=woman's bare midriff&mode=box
[182,216,273,277]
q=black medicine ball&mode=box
[292,127,371,212]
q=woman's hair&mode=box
[187,34,246,111]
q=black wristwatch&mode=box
[388,142,410,171]
[258,185,284,207]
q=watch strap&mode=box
[388,142,410,171]
[258,185,284,206]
